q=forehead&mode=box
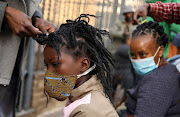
[44,46,70,60]
[44,46,58,58]
[130,35,157,53]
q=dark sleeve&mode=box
[0,1,8,32]
[32,6,42,26]
[134,71,177,117]
[149,1,180,24]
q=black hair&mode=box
[132,21,169,47]
[35,14,115,100]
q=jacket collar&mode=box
[69,75,103,102]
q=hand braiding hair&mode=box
[35,14,115,100]
[132,21,169,47]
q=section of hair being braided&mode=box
[35,14,115,100]
[132,21,169,47]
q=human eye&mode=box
[130,53,136,59]
[52,61,60,67]
[140,53,146,58]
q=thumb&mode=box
[142,15,147,21]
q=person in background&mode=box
[0,1,55,117]
[36,14,119,117]
[119,21,180,117]
[112,37,134,106]
[167,33,180,72]
[133,1,180,24]
[110,5,137,53]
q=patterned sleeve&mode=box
[149,1,180,24]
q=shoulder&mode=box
[140,64,180,89]
[70,104,106,117]
[70,92,118,117]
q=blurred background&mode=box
[15,0,145,117]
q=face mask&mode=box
[130,47,161,76]
[44,64,96,101]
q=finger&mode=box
[133,11,140,25]
[47,26,55,33]
[45,21,56,33]
[142,15,147,21]
[27,16,32,23]
[18,29,32,37]
[133,11,138,21]
[38,24,48,34]
[43,44,46,48]
[26,23,42,37]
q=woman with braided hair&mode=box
[119,21,180,117]
[36,14,118,117]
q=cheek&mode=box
[57,58,81,75]
[153,54,160,65]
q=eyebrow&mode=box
[44,56,59,64]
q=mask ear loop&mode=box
[77,64,96,79]
[154,46,161,67]
[153,46,161,58]
[156,57,161,67]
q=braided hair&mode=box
[35,14,114,99]
[132,21,169,47]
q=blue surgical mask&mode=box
[130,47,161,76]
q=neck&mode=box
[125,21,131,25]
[75,74,92,88]
[158,57,168,68]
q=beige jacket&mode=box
[63,75,118,117]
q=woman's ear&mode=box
[158,45,164,58]
[80,57,90,73]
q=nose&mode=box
[47,65,56,73]
[136,56,141,60]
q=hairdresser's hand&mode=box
[34,17,56,34]
[133,3,150,25]
[4,6,41,37]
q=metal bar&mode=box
[41,53,45,70]
[99,0,105,29]
[47,0,52,21]
[53,0,57,24]
[36,44,41,71]
[83,0,86,13]
[42,0,46,16]
[105,0,110,29]
[67,0,71,19]
[71,0,75,19]
[95,2,101,27]
[58,0,62,25]
[78,0,82,15]
[24,39,36,110]
[109,0,118,28]
[119,0,125,19]
[63,0,66,20]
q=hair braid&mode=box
[35,14,115,100]
[132,21,169,47]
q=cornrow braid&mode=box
[35,14,115,100]
[132,21,169,47]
